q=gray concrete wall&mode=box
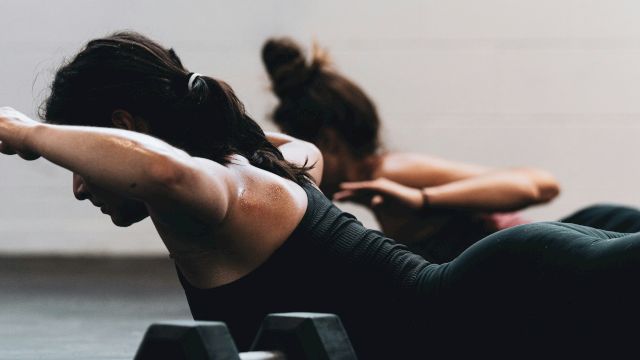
[1,0,640,254]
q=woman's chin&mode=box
[110,215,134,227]
[108,213,144,227]
[109,213,149,227]
[101,206,148,227]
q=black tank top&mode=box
[176,182,640,357]
[176,181,436,357]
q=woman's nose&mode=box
[73,174,89,200]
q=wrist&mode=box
[23,123,47,153]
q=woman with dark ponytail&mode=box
[262,38,640,263]
[3,31,640,357]
[43,33,311,185]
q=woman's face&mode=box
[72,173,149,227]
[68,110,150,226]
[315,129,353,197]
[318,149,343,197]
[315,128,377,197]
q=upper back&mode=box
[177,176,433,356]
[158,157,309,288]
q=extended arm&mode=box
[0,107,232,222]
[418,168,559,211]
[335,153,560,212]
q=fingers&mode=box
[0,108,41,160]
[0,106,15,117]
[333,189,356,202]
[0,141,17,155]
[335,189,385,208]
[371,194,385,207]
[0,141,39,160]
[339,178,427,210]
[0,106,39,126]
[18,150,40,161]
[0,106,23,118]
[333,189,376,208]
[0,107,18,123]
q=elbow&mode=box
[515,167,561,204]
[297,140,323,184]
[305,141,323,165]
[539,181,561,203]
[307,142,324,183]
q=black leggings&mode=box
[561,203,640,232]
[412,221,640,356]
[411,203,640,263]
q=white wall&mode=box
[2,0,640,255]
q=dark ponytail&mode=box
[262,38,323,99]
[261,38,381,158]
[42,31,311,184]
[192,75,311,182]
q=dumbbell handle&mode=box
[239,350,286,360]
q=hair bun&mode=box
[262,38,318,98]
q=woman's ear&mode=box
[111,109,150,133]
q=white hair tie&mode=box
[187,73,202,91]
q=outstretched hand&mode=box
[0,107,41,160]
[333,177,424,210]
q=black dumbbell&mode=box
[134,313,357,360]
[134,320,241,360]
[250,312,356,360]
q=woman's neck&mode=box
[345,153,383,182]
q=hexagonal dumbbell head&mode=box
[250,313,357,360]
[134,321,241,360]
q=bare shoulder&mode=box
[223,159,308,233]
[374,152,491,187]
[185,156,308,223]
[143,155,238,228]
[164,159,309,288]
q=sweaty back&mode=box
[176,180,432,358]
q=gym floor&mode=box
[0,257,191,360]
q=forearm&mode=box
[423,169,559,212]
[26,123,190,198]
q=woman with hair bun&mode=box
[3,31,640,358]
[262,37,640,263]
